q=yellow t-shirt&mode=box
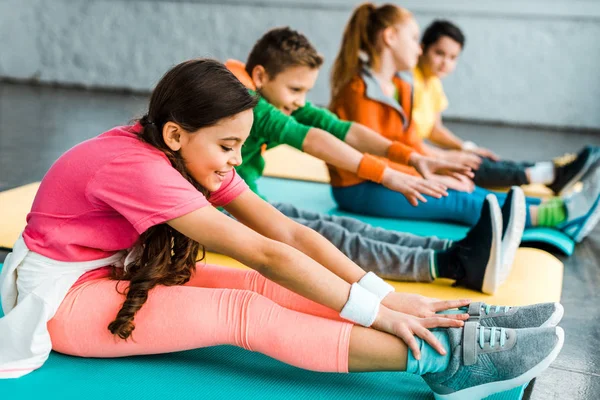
[412,67,449,139]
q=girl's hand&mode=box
[440,150,482,171]
[470,146,501,161]
[382,292,471,320]
[381,169,448,206]
[427,174,475,193]
[409,153,476,179]
[372,305,465,358]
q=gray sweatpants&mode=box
[272,202,451,282]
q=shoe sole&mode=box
[541,303,564,328]
[500,187,526,284]
[557,151,598,195]
[481,195,502,295]
[433,327,565,400]
[561,190,600,243]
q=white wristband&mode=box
[461,141,478,151]
[358,272,394,301]
[340,283,380,327]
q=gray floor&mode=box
[0,82,599,399]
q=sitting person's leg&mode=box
[473,145,599,194]
[332,177,600,244]
[472,158,532,188]
[49,277,354,372]
[48,273,563,400]
[275,200,507,293]
[332,182,490,226]
[271,202,449,250]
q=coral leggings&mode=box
[48,264,353,373]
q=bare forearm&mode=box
[258,239,352,311]
[343,124,393,157]
[287,223,367,284]
[430,123,463,150]
[168,206,351,313]
[302,127,363,173]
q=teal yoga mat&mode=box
[0,263,527,400]
[259,177,575,256]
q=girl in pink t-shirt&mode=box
[15,59,562,398]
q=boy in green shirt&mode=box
[223,27,524,294]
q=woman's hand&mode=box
[372,305,465,358]
[427,174,475,193]
[381,169,448,206]
[382,292,471,320]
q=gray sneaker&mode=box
[463,301,564,328]
[423,322,564,400]
[559,165,600,242]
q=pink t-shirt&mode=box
[23,124,248,267]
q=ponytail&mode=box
[330,3,413,99]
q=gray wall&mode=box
[1,0,599,130]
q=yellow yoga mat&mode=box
[204,249,562,306]
[262,145,554,198]
[0,182,39,248]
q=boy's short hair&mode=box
[421,20,465,52]
[245,27,324,78]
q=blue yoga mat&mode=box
[259,177,575,255]
[0,263,527,399]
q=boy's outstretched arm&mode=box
[430,114,499,161]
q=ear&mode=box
[251,65,269,90]
[162,121,183,151]
[382,26,396,46]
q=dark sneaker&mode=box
[464,301,564,328]
[558,165,600,243]
[450,194,502,294]
[423,322,564,400]
[549,145,600,195]
[499,187,526,283]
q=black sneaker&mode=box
[445,195,502,294]
[499,187,526,283]
[548,145,600,195]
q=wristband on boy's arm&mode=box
[357,154,387,183]
[387,141,415,165]
[358,272,395,300]
[339,283,381,327]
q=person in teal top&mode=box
[223,27,524,295]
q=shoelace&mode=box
[483,304,511,315]
[479,326,507,349]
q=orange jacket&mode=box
[329,70,426,187]
[225,59,256,90]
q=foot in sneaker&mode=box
[499,187,526,283]
[436,195,502,294]
[422,321,564,400]
[549,145,600,195]
[463,301,564,328]
[558,165,600,243]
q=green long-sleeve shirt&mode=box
[236,94,352,198]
